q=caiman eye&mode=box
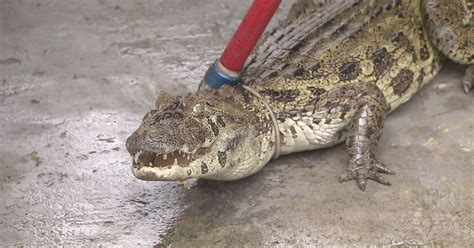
[193,103,205,116]
[205,102,214,107]
[143,109,158,120]
[142,112,149,121]
[142,110,154,121]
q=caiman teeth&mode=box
[132,147,210,169]
[134,152,140,163]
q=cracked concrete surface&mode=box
[0,0,472,247]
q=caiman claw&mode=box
[339,158,395,191]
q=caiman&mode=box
[126,0,473,190]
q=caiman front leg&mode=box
[337,83,395,190]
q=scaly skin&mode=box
[126,0,473,190]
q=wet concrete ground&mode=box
[0,0,472,247]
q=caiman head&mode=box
[126,85,270,181]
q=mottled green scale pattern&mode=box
[244,0,442,115]
[126,0,473,190]
[424,0,474,64]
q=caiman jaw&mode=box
[130,147,210,181]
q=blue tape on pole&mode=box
[204,61,240,89]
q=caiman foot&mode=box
[336,82,393,191]
[339,155,395,191]
[463,65,473,94]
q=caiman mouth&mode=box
[131,148,210,170]
[130,147,213,181]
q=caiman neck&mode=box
[202,85,278,180]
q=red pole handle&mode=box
[219,0,281,72]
